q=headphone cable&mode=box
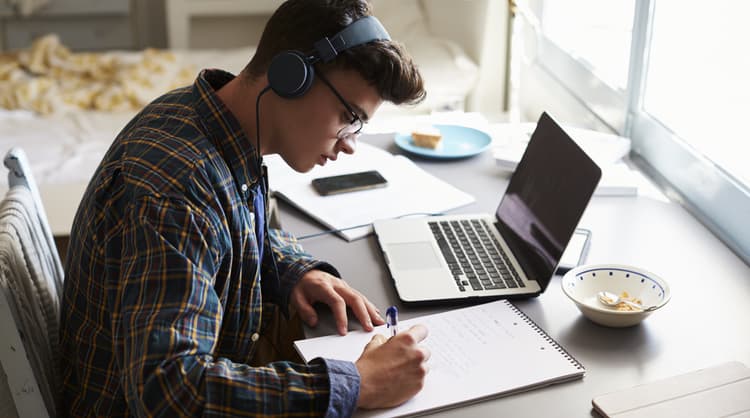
[296,212,446,241]
[255,85,272,171]
[255,84,282,295]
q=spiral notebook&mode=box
[294,300,585,417]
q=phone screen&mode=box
[311,170,388,196]
[556,228,592,274]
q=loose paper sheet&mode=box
[265,138,475,240]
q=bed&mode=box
[0,39,257,235]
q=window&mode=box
[529,0,637,132]
[524,0,750,263]
[541,0,635,93]
[643,1,750,188]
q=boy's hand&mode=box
[355,324,430,409]
[291,270,385,335]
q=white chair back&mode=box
[0,148,63,418]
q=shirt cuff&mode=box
[312,358,360,418]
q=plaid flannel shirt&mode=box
[59,70,360,417]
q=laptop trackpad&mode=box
[386,242,442,270]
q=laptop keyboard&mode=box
[429,219,525,292]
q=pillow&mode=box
[368,0,480,115]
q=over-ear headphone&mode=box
[267,16,390,99]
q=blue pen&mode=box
[385,306,398,337]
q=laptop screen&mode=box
[494,112,601,288]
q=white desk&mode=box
[281,135,750,416]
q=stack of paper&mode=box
[491,122,632,170]
[593,361,750,418]
[595,163,641,197]
[265,139,475,241]
[491,123,641,196]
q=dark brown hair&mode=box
[243,0,425,105]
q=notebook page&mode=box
[294,300,584,417]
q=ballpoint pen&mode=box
[385,305,398,337]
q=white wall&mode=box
[132,0,168,49]
[0,0,168,51]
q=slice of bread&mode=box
[411,126,442,149]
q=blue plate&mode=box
[394,124,492,159]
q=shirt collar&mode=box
[193,69,262,189]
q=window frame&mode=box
[526,0,750,264]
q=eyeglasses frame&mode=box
[315,69,364,140]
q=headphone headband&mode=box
[312,16,391,63]
[267,15,390,99]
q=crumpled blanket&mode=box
[0,33,196,115]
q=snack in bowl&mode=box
[561,264,670,327]
[411,126,442,149]
[601,291,643,312]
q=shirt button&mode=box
[251,333,259,342]
[241,184,248,193]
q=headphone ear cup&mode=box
[268,51,315,98]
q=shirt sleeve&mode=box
[262,227,341,310]
[114,195,357,416]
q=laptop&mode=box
[373,112,602,305]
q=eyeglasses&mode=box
[316,71,364,141]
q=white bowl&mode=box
[561,264,671,327]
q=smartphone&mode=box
[311,170,388,196]
[556,228,592,274]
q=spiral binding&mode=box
[504,300,585,371]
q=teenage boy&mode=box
[59,0,430,416]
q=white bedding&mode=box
[0,109,130,186]
[0,47,255,235]
[0,47,255,185]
